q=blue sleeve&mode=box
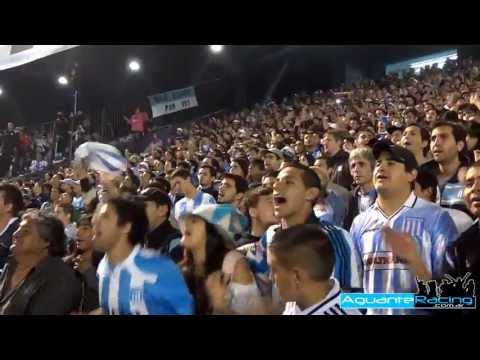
[206,194,216,205]
[431,210,459,278]
[146,259,193,315]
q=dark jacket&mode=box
[344,186,377,231]
[444,221,480,296]
[327,150,354,190]
[0,218,20,270]
[146,220,183,263]
[198,185,218,201]
[441,221,480,315]
[0,256,82,315]
[420,157,472,216]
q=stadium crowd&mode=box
[0,56,480,315]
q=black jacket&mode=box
[198,185,218,201]
[146,220,183,263]
[444,221,480,297]
[0,218,20,270]
[344,187,377,231]
[327,150,354,190]
[0,256,82,315]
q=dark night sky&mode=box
[1,45,478,129]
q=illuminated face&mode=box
[350,157,373,187]
[273,167,309,219]
[374,152,415,196]
[464,166,480,218]
[218,177,237,204]
[401,126,426,155]
[321,134,341,157]
[430,126,461,164]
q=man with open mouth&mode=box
[245,163,362,310]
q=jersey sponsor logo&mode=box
[363,252,409,271]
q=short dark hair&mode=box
[210,158,220,172]
[251,158,265,171]
[171,168,191,181]
[405,124,431,156]
[138,187,172,218]
[432,121,467,144]
[149,177,171,194]
[222,173,249,195]
[232,157,249,178]
[55,203,74,220]
[0,184,24,216]
[270,224,334,282]
[177,161,191,171]
[440,111,459,122]
[404,107,419,117]
[199,165,217,178]
[416,169,438,202]
[107,197,149,247]
[355,127,375,139]
[244,186,273,211]
[77,214,93,227]
[32,214,66,257]
[324,129,344,143]
[282,163,322,193]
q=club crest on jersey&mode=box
[401,217,424,239]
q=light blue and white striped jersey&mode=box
[246,213,362,295]
[350,192,459,315]
[97,245,193,315]
[174,191,216,221]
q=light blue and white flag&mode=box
[149,86,198,118]
[74,142,127,176]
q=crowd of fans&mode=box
[0,55,480,315]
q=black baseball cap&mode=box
[373,141,418,172]
[137,188,172,209]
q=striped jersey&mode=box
[174,191,216,221]
[283,279,362,315]
[246,213,362,294]
[97,245,193,315]
[350,192,459,315]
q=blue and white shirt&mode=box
[97,245,193,315]
[246,213,362,295]
[174,191,216,221]
[350,192,459,315]
[283,278,362,315]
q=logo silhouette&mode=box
[415,273,476,309]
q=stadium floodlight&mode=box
[210,45,224,53]
[128,60,141,72]
[58,76,69,86]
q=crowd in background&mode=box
[0,55,480,315]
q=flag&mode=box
[74,142,127,176]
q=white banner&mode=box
[149,86,199,118]
[0,45,79,71]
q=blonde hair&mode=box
[349,147,375,169]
